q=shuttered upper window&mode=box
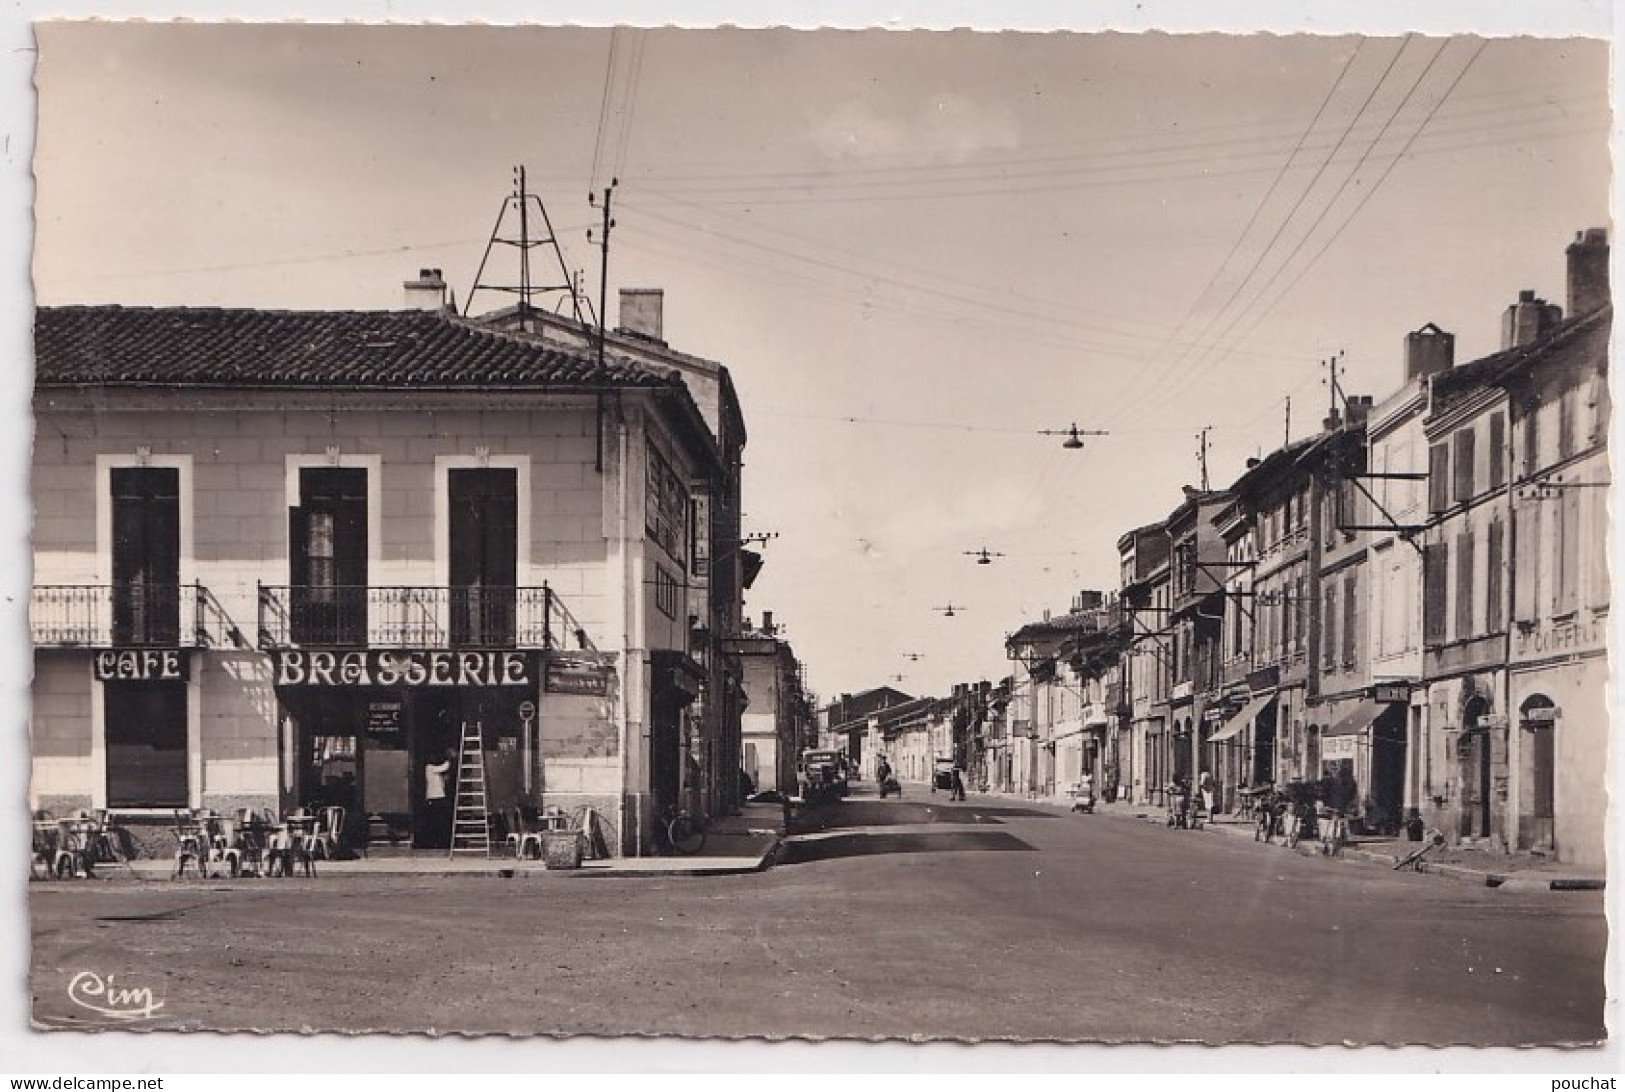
[1423,542,1449,645]
[1428,443,1450,514]
[1452,428,1476,505]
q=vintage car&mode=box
[931,756,957,792]
[799,749,849,801]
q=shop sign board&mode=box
[544,655,614,696]
[1371,683,1409,704]
[1322,734,1359,760]
[274,649,534,688]
[94,649,188,682]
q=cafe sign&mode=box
[274,649,535,688]
[94,649,188,683]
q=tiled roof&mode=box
[34,305,684,390]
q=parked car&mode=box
[799,749,849,802]
[931,756,956,792]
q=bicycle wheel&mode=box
[568,805,618,860]
[666,813,706,856]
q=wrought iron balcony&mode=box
[256,584,596,651]
[32,583,247,649]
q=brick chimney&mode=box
[1567,227,1610,318]
[618,288,665,343]
[1501,289,1563,349]
[403,268,448,311]
[1344,395,1375,427]
[1404,322,1454,382]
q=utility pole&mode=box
[1284,396,1291,447]
[1323,350,1347,419]
[1196,426,1212,491]
[588,179,618,370]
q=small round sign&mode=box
[519,700,537,721]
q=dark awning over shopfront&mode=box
[1209,692,1275,744]
[1322,698,1384,737]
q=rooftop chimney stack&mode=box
[618,288,666,344]
[1566,227,1610,318]
[1501,289,1563,350]
[403,268,448,312]
[1404,322,1455,382]
[1344,395,1375,427]
[761,610,775,636]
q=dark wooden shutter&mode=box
[1342,572,1359,666]
[1322,583,1338,669]
[1487,412,1506,490]
[294,467,368,645]
[1455,530,1476,639]
[111,467,181,646]
[1556,490,1580,614]
[449,468,518,646]
[1486,519,1504,632]
[1513,501,1539,624]
[1428,443,1450,513]
[1452,428,1476,505]
[1423,542,1449,645]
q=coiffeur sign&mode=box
[274,649,534,688]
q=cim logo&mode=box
[66,971,165,1021]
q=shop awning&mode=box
[1322,698,1384,738]
[1208,692,1276,744]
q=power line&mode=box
[1099,36,1419,423]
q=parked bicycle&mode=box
[662,804,707,856]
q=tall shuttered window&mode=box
[1487,413,1506,490]
[1341,572,1359,667]
[1428,443,1450,514]
[1455,530,1476,639]
[1486,518,1504,633]
[1423,542,1449,645]
[1452,428,1476,505]
[1322,583,1338,669]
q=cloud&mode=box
[809,92,1019,164]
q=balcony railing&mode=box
[32,584,247,649]
[257,584,596,651]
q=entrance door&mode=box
[1371,705,1407,835]
[1252,705,1277,786]
[291,467,368,645]
[1458,699,1493,839]
[1519,696,1557,851]
[449,468,518,647]
[111,467,180,646]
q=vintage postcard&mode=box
[13,7,1616,1071]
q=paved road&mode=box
[29,788,1605,1044]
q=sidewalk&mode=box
[962,788,1603,892]
[1109,798,1606,891]
[102,801,784,882]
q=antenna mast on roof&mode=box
[464,166,590,333]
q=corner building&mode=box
[30,302,730,855]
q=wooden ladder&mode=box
[449,720,491,858]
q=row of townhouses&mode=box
[29,271,812,857]
[826,228,1610,872]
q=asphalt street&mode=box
[29,786,1606,1044]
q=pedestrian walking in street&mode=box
[1199,769,1217,816]
[950,766,966,801]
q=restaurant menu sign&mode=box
[274,649,535,688]
[94,649,188,682]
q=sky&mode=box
[26,19,1613,705]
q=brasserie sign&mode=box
[274,649,534,688]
